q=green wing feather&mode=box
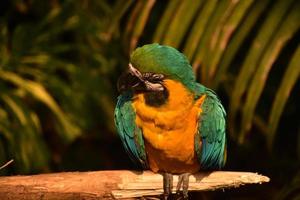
[114,91,148,168]
[194,84,227,169]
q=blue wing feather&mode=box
[114,91,148,169]
[194,85,227,169]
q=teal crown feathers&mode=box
[130,43,196,91]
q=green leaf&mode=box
[0,71,80,142]
[0,117,14,143]
[214,0,271,87]
[101,0,133,42]
[0,25,10,67]
[130,0,156,52]
[192,0,237,83]
[267,45,300,149]
[206,0,255,85]
[183,0,218,60]
[1,94,28,126]
[21,54,50,65]
[229,0,294,139]
[239,2,300,143]
[124,0,155,52]
[153,0,181,43]
[161,0,204,48]
[0,94,49,173]
[124,0,146,52]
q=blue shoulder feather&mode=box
[114,91,148,169]
[194,85,227,169]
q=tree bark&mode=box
[0,170,270,199]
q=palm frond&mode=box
[228,0,294,138]
[267,45,300,149]
[239,1,300,143]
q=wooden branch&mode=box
[0,170,270,199]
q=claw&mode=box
[176,173,190,199]
[163,173,173,200]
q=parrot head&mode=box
[118,43,196,94]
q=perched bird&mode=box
[115,44,226,199]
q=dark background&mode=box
[0,0,299,199]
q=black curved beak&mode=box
[117,64,145,93]
[117,64,164,93]
[117,71,145,93]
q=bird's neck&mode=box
[143,87,169,107]
[132,79,205,134]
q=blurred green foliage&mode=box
[0,0,299,199]
[0,0,126,173]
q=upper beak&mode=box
[117,63,164,93]
[117,64,144,93]
[128,63,143,81]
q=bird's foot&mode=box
[176,173,190,200]
[162,172,173,200]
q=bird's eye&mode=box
[152,74,164,80]
[149,74,164,83]
[142,73,164,83]
[143,72,153,80]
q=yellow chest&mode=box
[132,80,205,173]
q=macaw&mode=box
[115,44,226,199]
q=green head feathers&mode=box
[130,44,196,91]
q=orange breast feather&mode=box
[132,80,205,173]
